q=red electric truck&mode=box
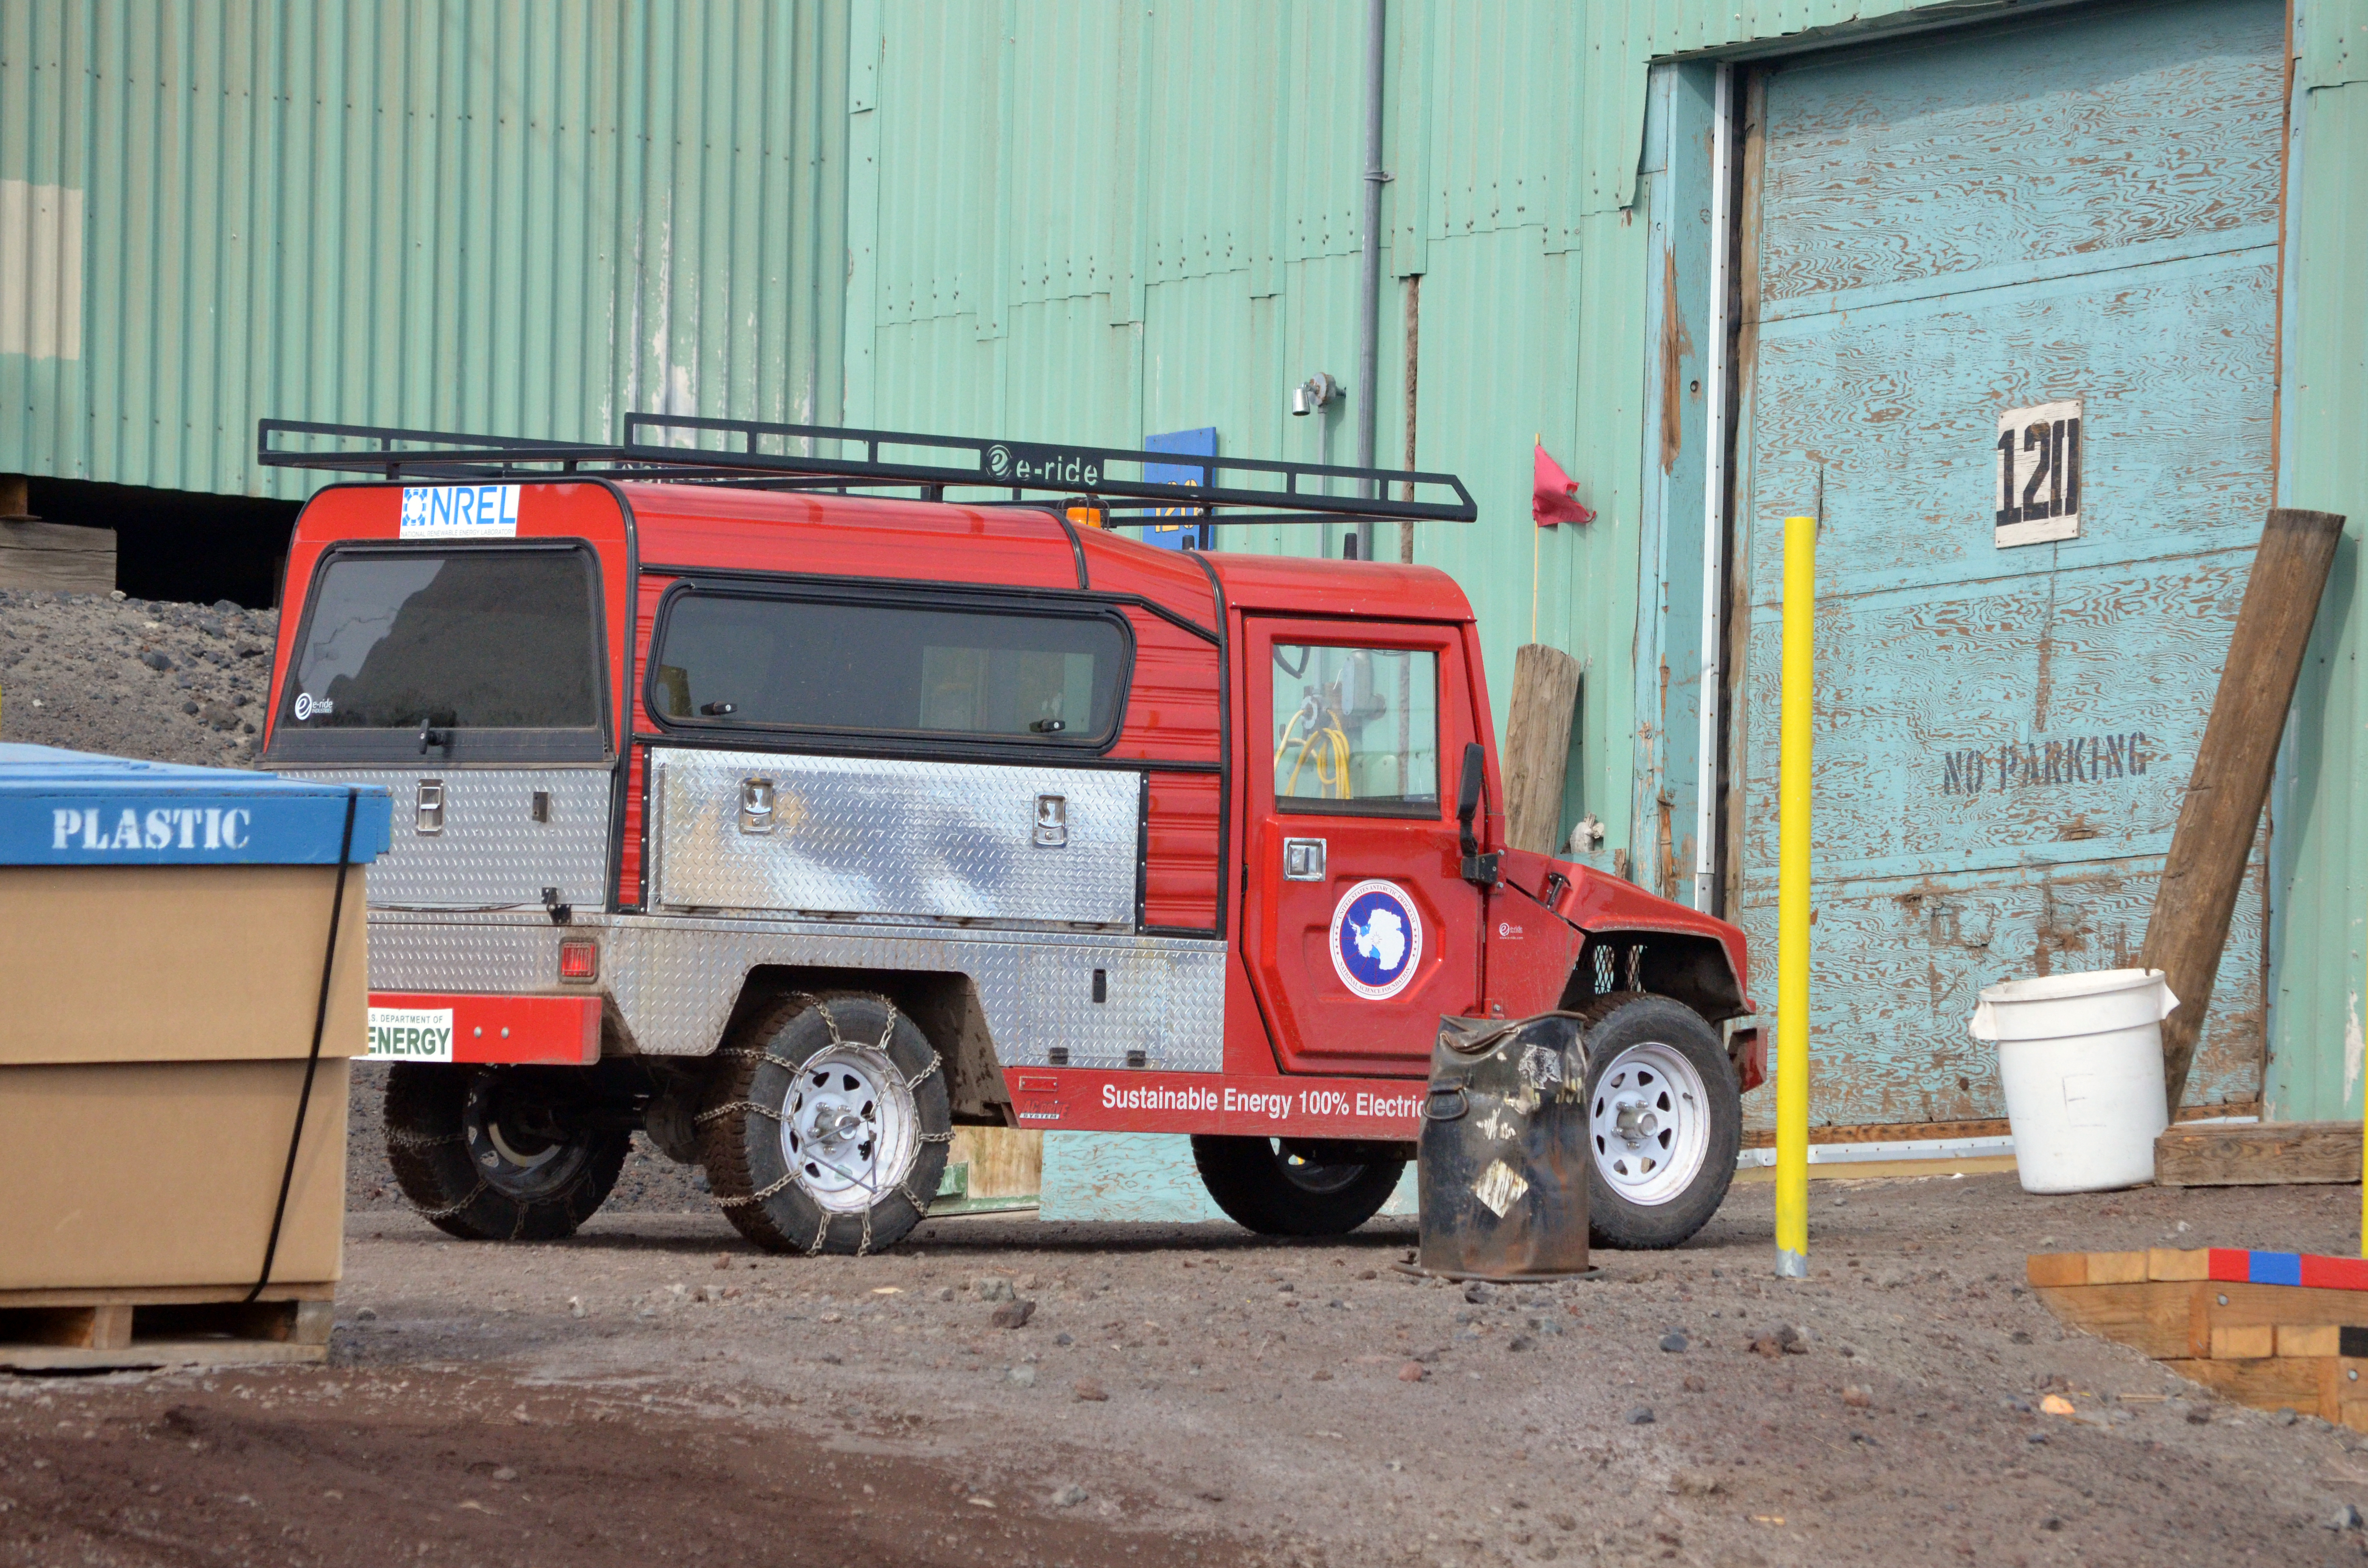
[258,416,1761,1255]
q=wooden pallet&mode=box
[2154,1120,2360,1187]
[0,1283,334,1373]
[2030,1249,2368,1426]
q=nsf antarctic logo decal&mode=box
[1329,879,1423,1001]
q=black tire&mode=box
[1191,1136,1405,1237]
[1579,992,1741,1250]
[699,992,951,1256]
[384,1064,629,1242]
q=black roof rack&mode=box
[257,414,1476,526]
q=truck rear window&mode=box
[271,546,605,761]
[651,589,1129,748]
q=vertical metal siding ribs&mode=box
[0,0,846,499]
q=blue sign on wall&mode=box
[1137,427,1217,551]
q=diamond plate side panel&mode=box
[279,768,610,910]
[651,749,1139,926]
[367,917,563,994]
[364,912,1225,1070]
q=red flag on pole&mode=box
[1532,442,1595,527]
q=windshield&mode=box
[279,547,603,745]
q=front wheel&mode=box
[384,1064,629,1241]
[1581,993,1741,1250]
[1191,1136,1405,1237]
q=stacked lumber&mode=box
[2154,1120,2361,1187]
[2031,1248,2368,1426]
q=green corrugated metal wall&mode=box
[2269,0,2368,1118]
[8,0,2368,1114]
[842,0,1975,897]
[0,0,847,501]
[846,0,2368,1115]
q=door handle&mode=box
[739,777,776,834]
[1283,837,1325,881]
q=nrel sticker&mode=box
[1329,878,1423,1001]
[400,484,519,540]
[367,1006,455,1062]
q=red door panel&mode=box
[1242,618,1483,1076]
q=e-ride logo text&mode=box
[1328,878,1423,1001]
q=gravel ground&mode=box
[12,592,2368,1564]
[0,588,276,765]
[10,1176,2368,1567]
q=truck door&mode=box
[1242,618,1483,1076]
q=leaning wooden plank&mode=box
[2141,507,2346,1109]
[1501,644,1583,855]
[2155,1120,2362,1187]
[2034,1282,2194,1360]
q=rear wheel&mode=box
[1191,1136,1405,1237]
[699,992,952,1255]
[384,1064,629,1241]
[1581,993,1740,1250]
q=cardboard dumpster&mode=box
[0,744,389,1368]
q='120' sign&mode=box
[1994,399,2080,548]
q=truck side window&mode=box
[1271,644,1439,814]
[651,589,1129,747]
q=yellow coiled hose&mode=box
[1275,702,1353,798]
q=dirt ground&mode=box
[9,1174,2368,1568]
[11,595,2368,1564]
[0,588,277,767]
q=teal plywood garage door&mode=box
[1727,0,2286,1131]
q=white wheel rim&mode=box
[1589,1041,1710,1207]
[779,1042,918,1213]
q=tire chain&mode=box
[700,992,950,1250]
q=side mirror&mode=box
[1456,743,1498,888]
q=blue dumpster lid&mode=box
[0,744,392,866]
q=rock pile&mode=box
[0,588,277,765]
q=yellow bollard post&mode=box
[1775,514,1815,1280]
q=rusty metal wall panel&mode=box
[0,0,847,497]
[1728,0,2285,1128]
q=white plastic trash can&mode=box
[1968,968,2178,1194]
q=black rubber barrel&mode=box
[1416,1013,1591,1281]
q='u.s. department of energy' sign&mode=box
[367,1005,455,1062]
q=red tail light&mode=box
[557,938,599,982]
